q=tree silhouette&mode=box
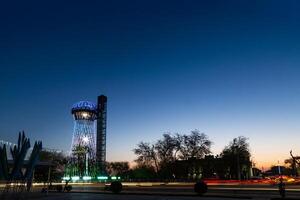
[133,142,159,172]
[286,150,300,176]
[178,130,212,160]
[220,136,251,180]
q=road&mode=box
[26,182,300,199]
[3,182,300,199]
[0,192,255,200]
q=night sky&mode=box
[1,0,300,168]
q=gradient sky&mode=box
[1,0,300,169]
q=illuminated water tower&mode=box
[71,101,97,176]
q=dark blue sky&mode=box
[1,0,300,167]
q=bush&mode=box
[194,181,208,195]
[110,181,122,193]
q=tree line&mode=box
[132,130,252,180]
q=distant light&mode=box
[97,176,108,180]
[71,176,80,181]
[82,112,89,118]
[83,176,92,181]
[82,136,89,143]
[117,176,121,180]
[111,176,117,180]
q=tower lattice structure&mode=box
[70,101,97,176]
